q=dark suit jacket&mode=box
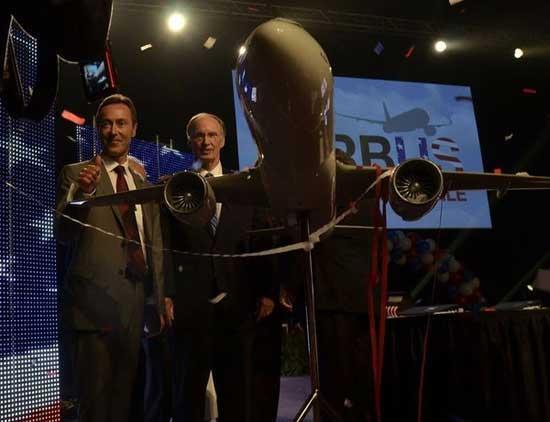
[313,199,374,313]
[163,170,275,327]
[55,159,165,332]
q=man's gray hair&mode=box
[186,113,226,141]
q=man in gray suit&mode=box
[56,94,165,421]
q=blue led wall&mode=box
[0,24,59,421]
[76,126,194,182]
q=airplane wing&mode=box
[71,168,270,208]
[70,184,165,207]
[442,171,550,191]
[335,111,385,124]
[205,169,270,206]
[335,160,550,205]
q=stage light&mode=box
[167,12,186,32]
[238,45,246,56]
[434,40,447,53]
[140,43,153,51]
[514,48,524,59]
[527,284,534,291]
[61,110,85,126]
[204,37,216,49]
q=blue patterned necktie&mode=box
[205,172,218,235]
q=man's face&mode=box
[189,116,225,167]
[98,103,137,162]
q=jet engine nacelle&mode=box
[389,159,444,221]
[163,172,216,227]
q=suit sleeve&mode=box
[148,201,166,314]
[247,207,280,301]
[55,164,93,245]
[160,205,176,299]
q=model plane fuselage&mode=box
[73,18,550,231]
[235,18,336,228]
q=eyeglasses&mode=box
[191,132,221,142]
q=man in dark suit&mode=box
[164,113,276,422]
[56,94,165,422]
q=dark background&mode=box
[55,0,550,303]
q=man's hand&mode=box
[164,297,175,326]
[256,296,275,321]
[78,155,102,194]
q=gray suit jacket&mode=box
[56,159,165,331]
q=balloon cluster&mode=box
[387,231,485,307]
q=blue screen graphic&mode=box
[232,73,491,229]
[76,126,194,182]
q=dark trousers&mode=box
[317,311,374,422]
[250,310,282,422]
[173,304,254,422]
[73,324,142,422]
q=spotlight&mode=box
[527,284,534,292]
[514,48,524,59]
[238,45,246,56]
[434,40,447,53]
[167,12,186,32]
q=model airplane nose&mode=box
[235,18,335,223]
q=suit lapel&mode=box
[211,168,232,245]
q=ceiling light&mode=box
[204,37,216,49]
[514,48,524,59]
[434,40,447,53]
[167,12,186,32]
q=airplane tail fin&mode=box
[383,101,391,121]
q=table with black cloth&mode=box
[382,309,550,422]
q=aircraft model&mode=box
[73,18,550,232]
[71,17,550,422]
[336,102,453,136]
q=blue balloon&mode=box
[416,240,430,254]
[391,249,404,262]
[447,285,458,298]
[387,230,400,241]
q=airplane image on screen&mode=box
[73,18,550,233]
[336,102,453,136]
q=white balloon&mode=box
[438,272,450,283]
[448,258,461,273]
[396,255,407,265]
[400,237,412,251]
[459,282,474,296]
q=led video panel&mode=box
[0,24,59,421]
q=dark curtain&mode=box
[382,310,550,422]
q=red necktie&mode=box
[114,165,147,281]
